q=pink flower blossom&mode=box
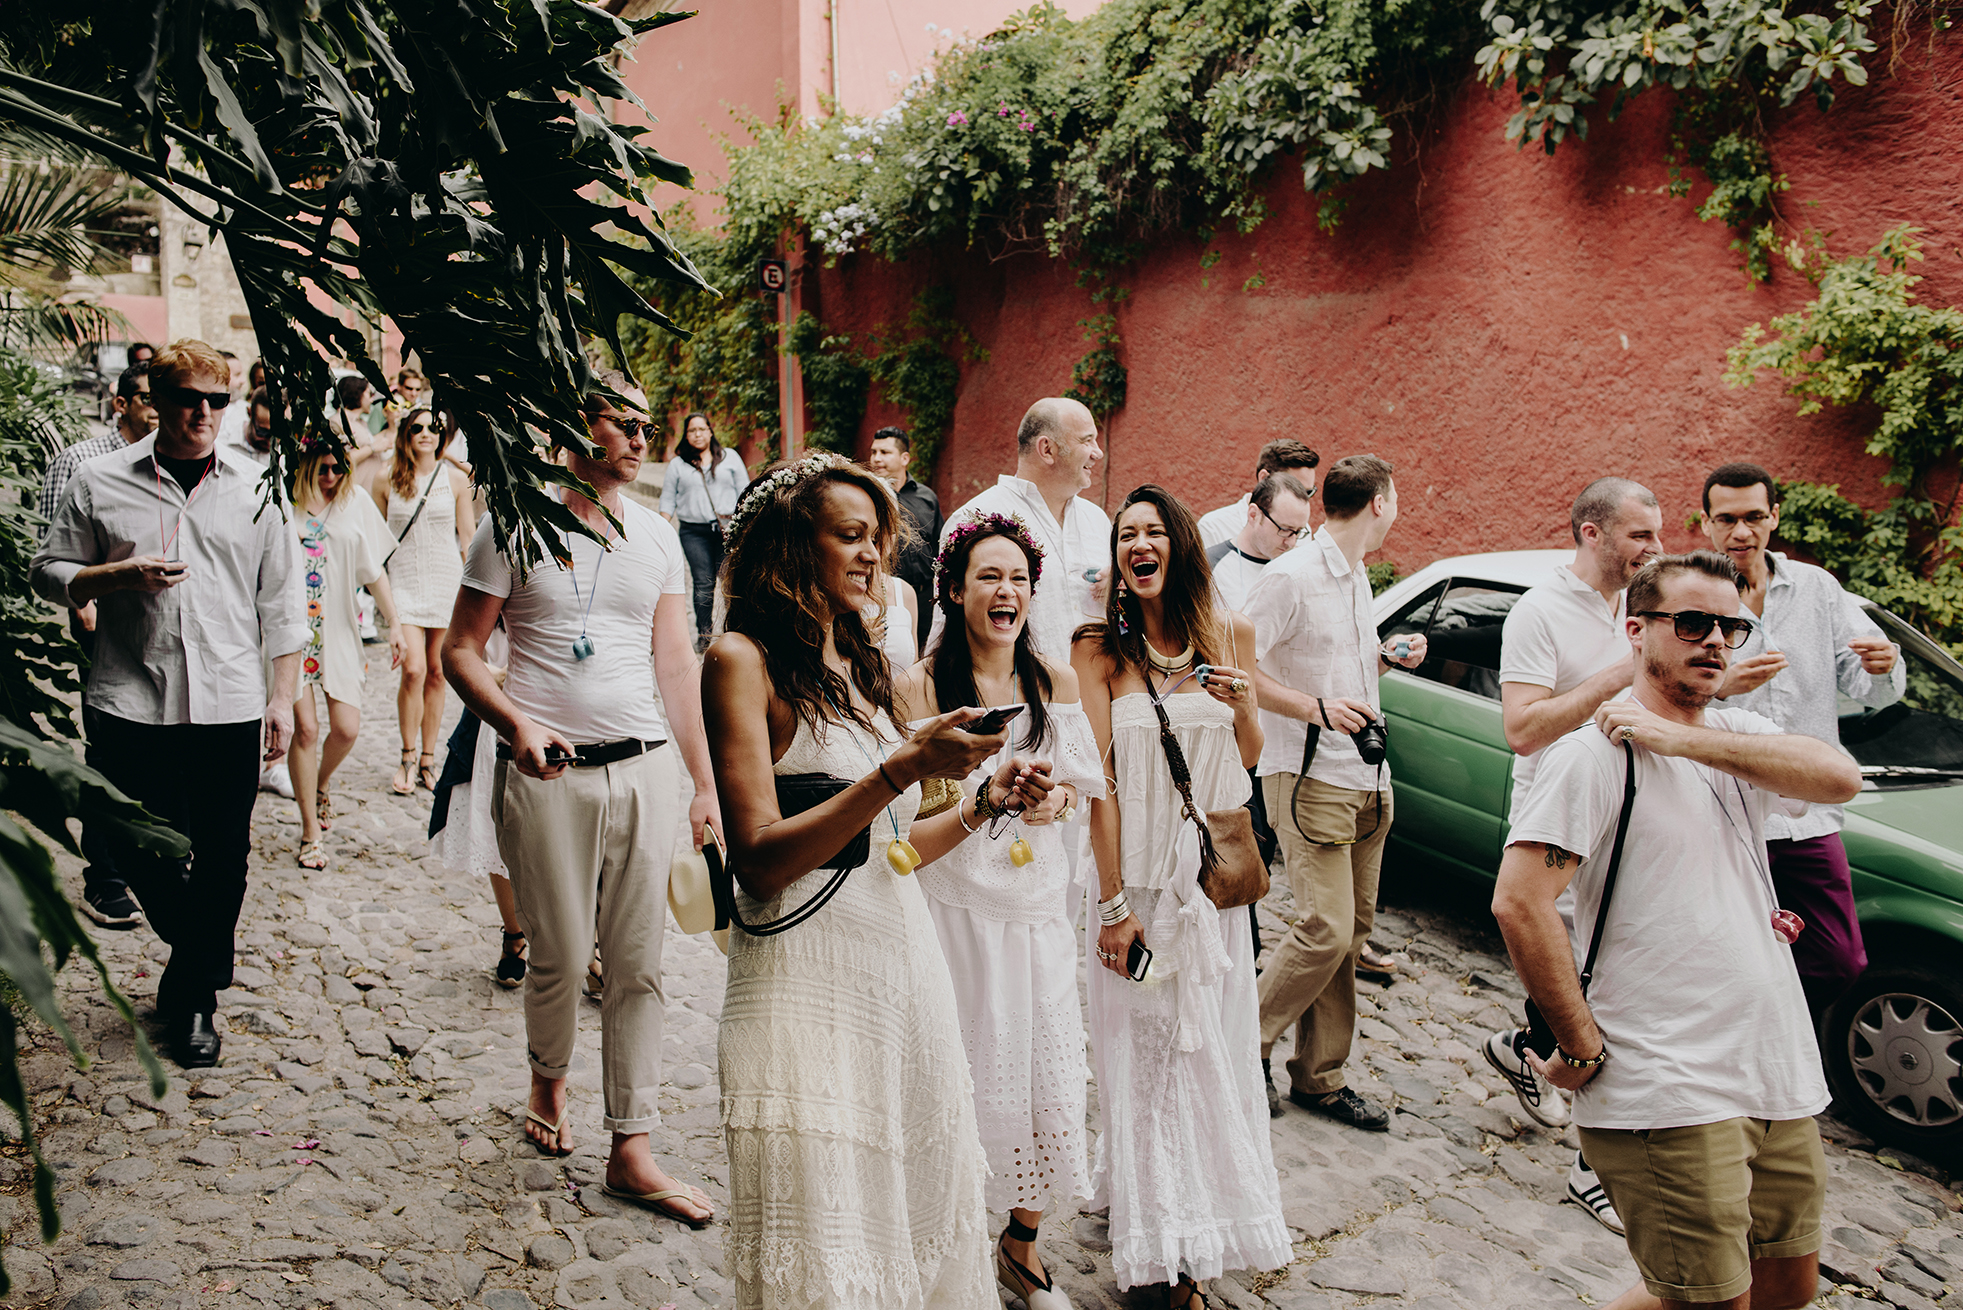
[946,111,968,127]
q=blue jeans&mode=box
[677,519,723,640]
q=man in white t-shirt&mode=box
[933,396,1110,665]
[1495,552,1860,1310]
[1205,472,1312,612]
[1197,438,1320,549]
[444,375,720,1227]
[1481,477,1660,1230]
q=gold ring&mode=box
[1231,678,1248,695]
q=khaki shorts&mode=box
[1578,1117,1825,1304]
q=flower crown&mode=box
[933,511,1045,608]
[724,451,853,549]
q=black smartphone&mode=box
[962,703,1026,735]
[1126,938,1153,982]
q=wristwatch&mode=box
[1555,1044,1607,1070]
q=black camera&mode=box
[1351,717,1388,766]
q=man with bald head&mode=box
[1481,474,1662,1233]
[932,397,1110,663]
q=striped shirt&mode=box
[36,429,141,532]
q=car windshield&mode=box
[1838,604,1963,786]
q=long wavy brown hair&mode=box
[388,407,441,499]
[722,458,910,737]
[1074,484,1227,675]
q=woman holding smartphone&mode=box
[702,454,1052,1310]
[899,513,1103,1310]
[1070,486,1287,1310]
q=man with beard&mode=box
[1481,476,1661,1231]
[1494,551,1859,1310]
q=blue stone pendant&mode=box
[571,635,595,661]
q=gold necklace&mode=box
[1145,639,1195,672]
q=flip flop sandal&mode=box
[417,752,438,791]
[298,841,328,871]
[389,748,416,796]
[525,1107,572,1157]
[599,1182,714,1229]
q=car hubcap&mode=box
[1848,992,1963,1128]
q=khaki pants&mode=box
[493,746,679,1134]
[1255,773,1393,1095]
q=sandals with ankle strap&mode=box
[417,751,438,792]
[389,747,416,796]
[298,841,328,871]
[315,786,334,830]
[496,931,527,989]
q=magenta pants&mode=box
[1768,833,1867,1014]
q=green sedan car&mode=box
[1373,550,1963,1157]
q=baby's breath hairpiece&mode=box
[724,451,852,550]
[933,511,1045,608]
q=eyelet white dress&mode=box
[914,701,1105,1216]
[384,466,462,629]
[719,711,994,1310]
[1087,691,1290,1290]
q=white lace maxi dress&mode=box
[1088,691,1291,1290]
[914,702,1105,1216]
[719,712,995,1310]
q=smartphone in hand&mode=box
[1126,938,1152,982]
[961,704,1026,735]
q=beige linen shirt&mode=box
[31,435,305,725]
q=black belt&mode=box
[495,737,666,768]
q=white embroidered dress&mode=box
[914,701,1105,1215]
[1088,691,1290,1289]
[719,712,994,1310]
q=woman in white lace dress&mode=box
[702,454,1054,1310]
[900,513,1104,1310]
[1070,486,1289,1309]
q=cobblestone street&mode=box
[3,668,1960,1310]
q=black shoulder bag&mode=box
[706,774,874,938]
[381,463,447,571]
[1520,740,1638,1060]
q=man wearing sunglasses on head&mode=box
[1700,463,1902,1025]
[32,338,305,1069]
[1496,551,1862,1310]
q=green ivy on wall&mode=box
[1727,226,1963,649]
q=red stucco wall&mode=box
[804,32,1963,571]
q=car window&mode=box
[1381,579,1525,701]
[1839,605,1963,786]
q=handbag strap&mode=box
[381,463,445,570]
[1577,739,1638,995]
[1145,670,1207,830]
[705,833,852,937]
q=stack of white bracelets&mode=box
[1098,891,1131,926]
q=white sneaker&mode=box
[1567,1153,1625,1235]
[260,761,294,798]
[1482,1028,1571,1128]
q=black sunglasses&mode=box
[155,383,231,410]
[1635,610,1757,649]
[407,420,435,434]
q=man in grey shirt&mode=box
[1702,463,1903,1021]
[33,338,304,1068]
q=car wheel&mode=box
[1822,962,1963,1153]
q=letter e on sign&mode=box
[758,260,787,294]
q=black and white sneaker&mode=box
[82,884,142,930]
[1482,1028,1570,1128]
[1567,1153,1624,1235]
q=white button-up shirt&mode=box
[1726,552,1904,840]
[932,475,1111,665]
[31,435,306,725]
[1245,525,1385,790]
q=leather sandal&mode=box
[997,1219,1073,1310]
[297,841,328,871]
[417,751,438,791]
[600,1181,714,1229]
[495,931,527,989]
[389,747,416,796]
[315,786,334,831]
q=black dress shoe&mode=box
[173,1012,222,1068]
[1288,1085,1388,1131]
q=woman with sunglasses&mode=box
[660,411,749,649]
[898,513,1103,1310]
[1071,486,1288,1310]
[372,407,475,795]
[290,437,407,870]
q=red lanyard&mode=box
[155,454,216,561]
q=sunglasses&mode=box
[155,383,231,410]
[597,413,645,438]
[1635,609,1757,649]
[407,421,435,434]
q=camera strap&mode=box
[1576,739,1639,994]
[1290,696,1383,848]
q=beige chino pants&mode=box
[492,745,679,1134]
[1255,773,1394,1096]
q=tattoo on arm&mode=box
[1544,845,1573,870]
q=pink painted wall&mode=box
[614,0,1099,210]
[806,34,1963,569]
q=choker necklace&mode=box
[1145,640,1195,672]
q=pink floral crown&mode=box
[933,511,1045,607]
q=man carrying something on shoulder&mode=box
[443,372,720,1227]
[1494,551,1861,1310]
